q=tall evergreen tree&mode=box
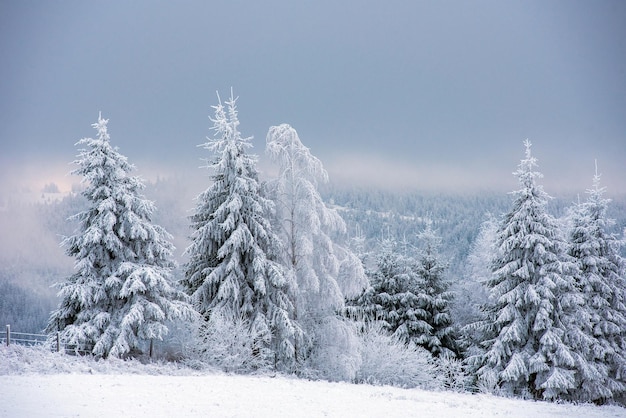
[471,140,580,400]
[347,238,437,351]
[348,226,458,358]
[348,238,420,332]
[412,224,458,357]
[266,123,367,380]
[182,93,302,370]
[47,114,194,358]
[567,165,626,403]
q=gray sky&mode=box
[1,0,625,195]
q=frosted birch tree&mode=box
[182,94,302,370]
[455,214,498,353]
[470,140,581,400]
[266,123,367,380]
[47,114,195,358]
[566,165,626,403]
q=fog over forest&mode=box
[2,168,625,334]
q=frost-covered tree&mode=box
[182,94,302,370]
[47,114,195,358]
[455,214,498,351]
[347,228,457,358]
[265,123,367,380]
[566,165,626,403]
[456,215,501,360]
[470,140,581,400]
[347,238,419,333]
[412,224,459,357]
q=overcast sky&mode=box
[1,0,625,196]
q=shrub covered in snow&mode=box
[0,344,194,376]
[181,312,273,374]
[354,322,438,389]
[300,317,362,382]
[434,353,471,392]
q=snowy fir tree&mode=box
[47,114,195,358]
[566,164,626,403]
[348,227,458,357]
[347,238,413,324]
[346,239,427,346]
[182,93,302,370]
[266,123,367,380]
[412,223,459,357]
[469,140,582,400]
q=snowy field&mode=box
[2,346,625,417]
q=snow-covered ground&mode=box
[1,346,624,418]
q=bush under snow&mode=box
[181,312,273,374]
[355,322,438,389]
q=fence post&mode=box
[149,339,153,358]
[56,332,60,352]
[5,324,9,346]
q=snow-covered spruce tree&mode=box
[470,140,581,400]
[182,93,302,371]
[411,223,459,358]
[566,166,626,403]
[347,238,418,331]
[266,124,367,381]
[348,238,449,353]
[46,114,195,358]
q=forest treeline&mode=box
[1,93,626,405]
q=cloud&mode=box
[322,153,508,192]
[0,157,78,204]
[318,149,626,196]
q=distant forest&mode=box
[2,178,625,334]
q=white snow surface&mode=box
[1,346,624,418]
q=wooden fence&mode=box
[2,324,61,351]
[3,324,155,357]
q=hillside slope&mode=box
[1,346,624,418]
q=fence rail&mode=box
[2,324,59,351]
[3,324,155,357]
